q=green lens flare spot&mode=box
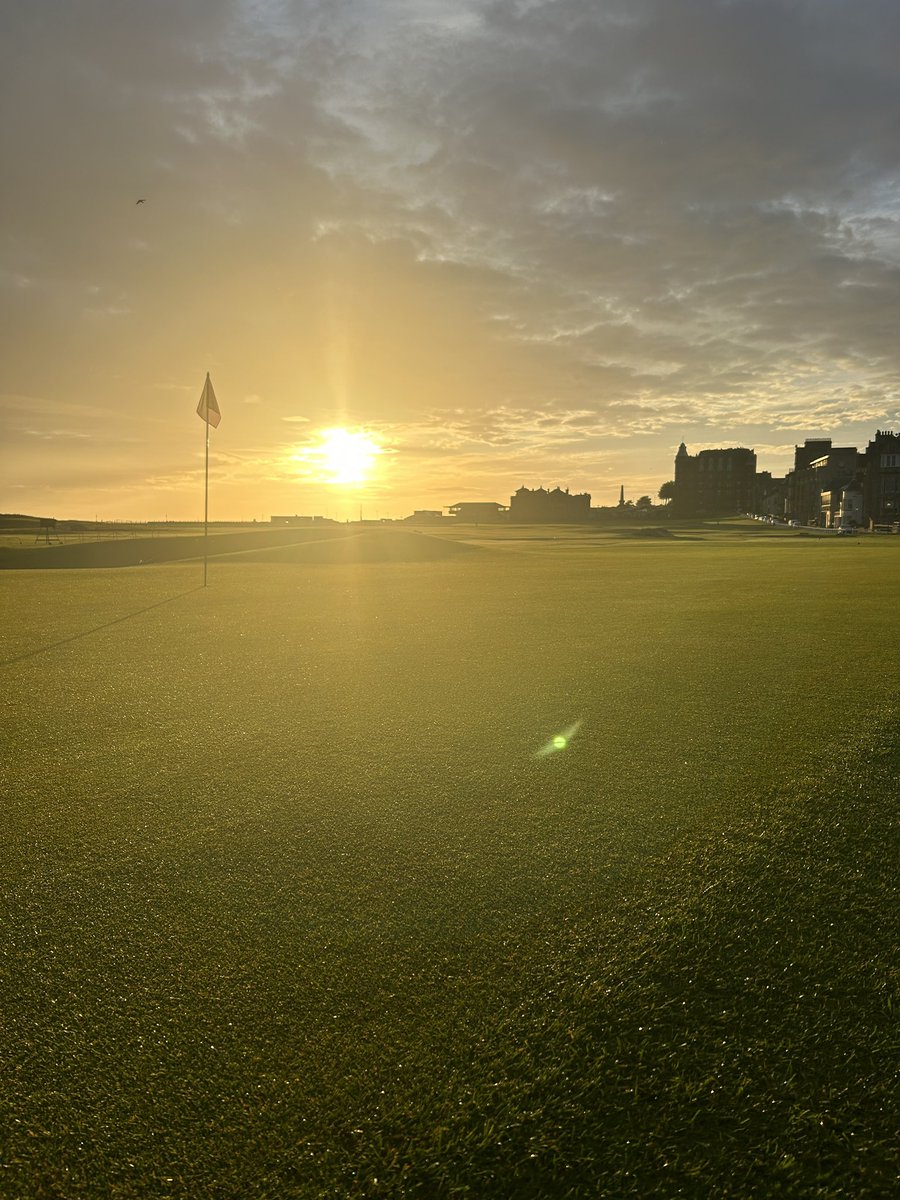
[535,719,583,758]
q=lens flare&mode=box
[536,719,583,758]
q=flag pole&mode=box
[196,372,220,587]
[203,414,209,587]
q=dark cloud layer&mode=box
[2,1,900,516]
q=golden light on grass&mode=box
[292,428,383,486]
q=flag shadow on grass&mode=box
[1,587,203,668]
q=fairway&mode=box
[2,533,897,1198]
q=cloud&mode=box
[3,1,900,517]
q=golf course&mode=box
[2,522,897,1198]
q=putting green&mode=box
[2,534,897,1197]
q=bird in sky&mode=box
[135,198,145,205]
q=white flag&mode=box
[196,373,221,428]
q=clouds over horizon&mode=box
[2,0,900,515]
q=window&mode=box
[881,454,899,468]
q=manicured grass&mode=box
[0,526,253,551]
[1,534,897,1197]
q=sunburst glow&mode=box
[296,428,383,485]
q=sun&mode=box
[313,428,382,485]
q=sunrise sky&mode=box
[3,0,900,520]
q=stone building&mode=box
[672,444,757,515]
[508,486,592,523]
[753,471,787,519]
[825,482,865,529]
[785,440,863,526]
[862,430,900,528]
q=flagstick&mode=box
[203,413,209,587]
[197,371,219,585]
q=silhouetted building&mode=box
[862,429,900,528]
[672,443,757,514]
[403,510,445,523]
[270,514,335,526]
[785,441,862,526]
[753,471,787,518]
[794,439,833,472]
[446,502,507,523]
[508,486,591,523]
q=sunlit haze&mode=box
[3,1,900,520]
[291,428,383,487]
